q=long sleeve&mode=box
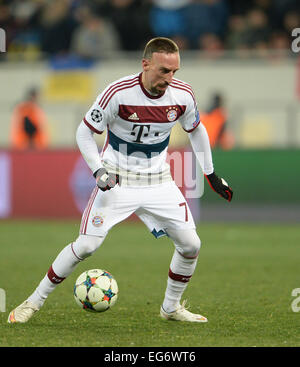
[188,123,214,175]
[76,121,103,175]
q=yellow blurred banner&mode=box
[43,71,94,102]
[240,115,273,148]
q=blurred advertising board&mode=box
[0,149,200,219]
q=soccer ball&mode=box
[74,269,118,312]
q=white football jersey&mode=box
[83,72,200,175]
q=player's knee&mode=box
[181,235,201,258]
[169,229,201,258]
[73,234,104,259]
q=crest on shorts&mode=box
[92,215,104,227]
[166,107,178,122]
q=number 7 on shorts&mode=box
[179,202,188,222]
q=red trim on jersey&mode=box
[99,76,139,109]
[98,76,138,107]
[169,83,195,102]
[83,118,103,134]
[172,79,195,96]
[47,265,65,284]
[170,80,198,132]
[118,104,186,123]
[168,268,192,283]
[182,119,201,133]
[138,72,166,99]
[102,81,140,110]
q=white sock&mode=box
[27,243,82,308]
[27,275,56,308]
[162,250,198,313]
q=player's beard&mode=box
[151,82,169,95]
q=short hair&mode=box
[143,37,179,60]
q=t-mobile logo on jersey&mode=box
[130,124,150,143]
[0,28,6,52]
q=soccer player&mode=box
[8,37,233,324]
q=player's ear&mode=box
[142,58,150,71]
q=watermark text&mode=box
[0,288,6,312]
[291,288,300,312]
[291,28,300,53]
[0,28,6,52]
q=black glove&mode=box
[94,168,120,192]
[205,172,233,202]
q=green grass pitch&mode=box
[0,220,299,347]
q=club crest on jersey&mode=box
[92,215,104,227]
[166,107,178,122]
[91,109,103,123]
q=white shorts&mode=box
[79,181,195,238]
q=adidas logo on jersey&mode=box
[128,112,139,121]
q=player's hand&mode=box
[205,172,233,202]
[94,168,120,191]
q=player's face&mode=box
[142,52,180,95]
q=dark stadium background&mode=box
[1,0,299,222]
